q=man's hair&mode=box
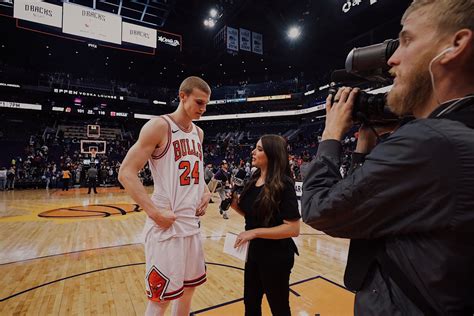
[403,0,474,36]
[179,76,211,96]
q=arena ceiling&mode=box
[0,0,412,88]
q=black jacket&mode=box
[302,96,474,315]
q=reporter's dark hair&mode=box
[239,134,293,226]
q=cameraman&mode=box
[302,1,474,315]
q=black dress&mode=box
[238,177,300,316]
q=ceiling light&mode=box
[287,26,301,39]
[210,8,218,18]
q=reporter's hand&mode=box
[234,230,257,248]
[196,191,211,216]
[149,209,177,229]
[322,87,359,141]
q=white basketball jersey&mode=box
[143,115,205,242]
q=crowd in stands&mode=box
[0,116,361,192]
[0,124,132,190]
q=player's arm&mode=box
[118,117,176,228]
[196,126,210,216]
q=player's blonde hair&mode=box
[179,76,211,95]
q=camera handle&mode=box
[355,112,382,143]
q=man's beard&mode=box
[387,52,434,116]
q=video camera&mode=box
[330,39,400,123]
[219,174,246,212]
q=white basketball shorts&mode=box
[145,232,206,302]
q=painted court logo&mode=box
[38,204,142,218]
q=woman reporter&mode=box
[231,134,300,316]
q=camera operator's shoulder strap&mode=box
[376,243,437,315]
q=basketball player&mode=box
[118,76,211,316]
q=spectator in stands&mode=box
[87,165,98,194]
[107,167,114,185]
[214,160,231,219]
[43,168,52,189]
[6,166,15,190]
[0,167,6,191]
[204,163,214,184]
[61,166,71,191]
[204,163,215,203]
[100,166,108,186]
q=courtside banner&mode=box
[239,28,251,52]
[0,101,42,110]
[14,1,62,28]
[157,30,181,49]
[122,22,157,48]
[63,2,122,45]
[295,181,303,197]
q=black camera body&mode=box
[219,184,245,212]
[331,39,400,123]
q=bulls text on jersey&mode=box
[173,138,203,161]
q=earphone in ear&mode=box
[433,46,455,61]
[442,46,455,54]
[429,46,455,104]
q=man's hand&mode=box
[234,230,257,248]
[322,87,359,141]
[356,123,399,154]
[149,209,177,229]
[226,192,239,210]
[196,191,211,216]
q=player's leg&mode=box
[144,232,185,316]
[171,287,195,316]
[145,300,170,316]
[178,234,207,315]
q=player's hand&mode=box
[234,230,257,248]
[196,191,211,216]
[150,209,177,229]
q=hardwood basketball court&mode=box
[0,187,353,315]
